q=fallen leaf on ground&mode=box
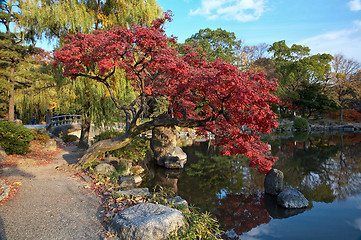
[12,182,22,186]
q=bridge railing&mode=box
[47,115,82,127]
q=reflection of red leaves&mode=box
[215,192,271,237]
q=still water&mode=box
[147,133,361,240]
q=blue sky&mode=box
[156,0,361,62]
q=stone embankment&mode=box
[276,119,361,133]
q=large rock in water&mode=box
[150,126,187,168]
[264,168,284,195]
[277,187,309,209]
[0,146,8,163]
[109,203,186,240]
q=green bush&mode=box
[0,121,34,155]
[61,134,79,143]
[32,129,50,144]
[293,118,309,130]
[93,130,148,162]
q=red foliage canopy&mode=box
[53,12,279,173]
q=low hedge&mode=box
[293,118,309,130]
[0,121,34,155]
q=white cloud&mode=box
[348,0,361,11]
[190,0,267,22]
[350,218,361,231]
[298,20,361,63]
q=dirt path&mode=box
[0,145,111,240]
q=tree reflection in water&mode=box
[214,192,271,238]
[146,133,361,239]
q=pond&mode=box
[145,133,361,240]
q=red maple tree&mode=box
[53,12,279,173]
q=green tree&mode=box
[268,40,333,118]
[184,28,243,65]
[295,82,337,118]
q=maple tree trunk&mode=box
[8,64,15,122]
[75,132,133,169]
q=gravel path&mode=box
[0,145,111,240]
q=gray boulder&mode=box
[109,203,186,240]
[43,139,57,151]
[265,193,306,219]
[116,188,150,198]
[277,187,309,209]
[0,179,10,201]
[118,176,136,189]
[150,126,187,169]
[264,168,284,195]
[94,163,116,175]
[0,146,8,163]
[168,196,188,209]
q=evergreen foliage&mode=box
[0,120,34,155]
[293,118,309,130]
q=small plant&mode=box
[293,118,309,130]
[169,206,221,240]
[149,186,221,240]
[31,129,50,144]
[0,120,34,155]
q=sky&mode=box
[155,0,361,62]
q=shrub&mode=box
[293,118,308,130]
[0,121,34,155]
[32,129,50,144]
[93,130,148,162]
[61,134,79,143]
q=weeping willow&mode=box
[55,69,136,128]
[14,55,55,124]
[19,0,163,41]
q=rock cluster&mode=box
[264,168,308,209]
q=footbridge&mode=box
[46,115,82,136]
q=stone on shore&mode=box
[264,168,284,196]
[0,179,10,201]
[118,176,136,189]
[168,196,188,209]
[94,163,116,175]
[43,139,57,151]
[116,188,150,198]
[277,187,309,209]
[0,146,8,163]
[109,203,186,240]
